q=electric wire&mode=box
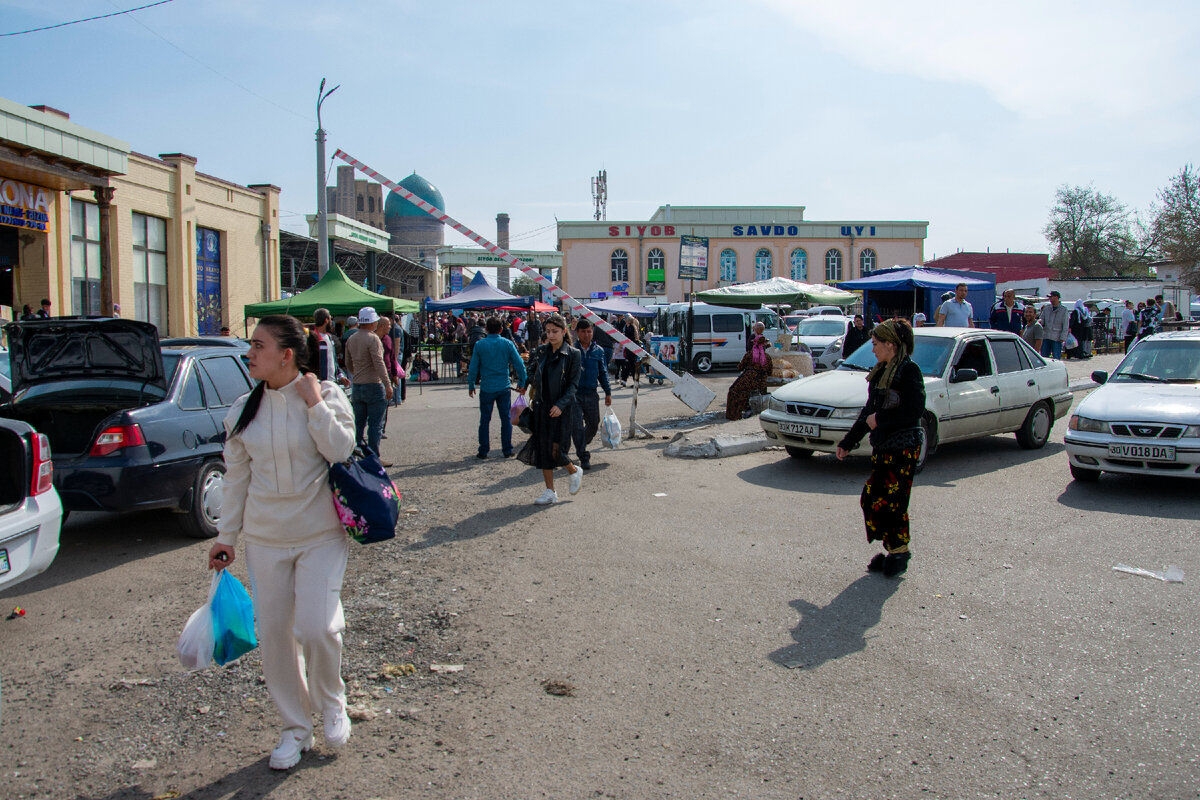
[1,0,176,36]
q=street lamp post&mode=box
[315,78,340,277]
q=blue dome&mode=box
[385,172,445,219]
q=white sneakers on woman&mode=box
[269,731,314,770]
[568,469,582,495]
[534,488,559,505]
[324,705,352,748]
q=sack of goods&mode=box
[177,570,258,670]
[601,409,623,449]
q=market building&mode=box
[0,96,280,335]
[436,246,562,299]
[557,206,928,303]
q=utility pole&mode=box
[315,78,340,277]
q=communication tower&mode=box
[591,169,607,221]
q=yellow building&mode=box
[1,97,279,336]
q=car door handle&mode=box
[990,385,1000,394]
[1027,379,1036,386]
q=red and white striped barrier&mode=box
[333,149,715,412]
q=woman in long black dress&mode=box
[518,313,583,505]
[835,319,925,577]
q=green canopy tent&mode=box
[244,264,419,323]
[694,276,857,309]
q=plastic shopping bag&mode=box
[1065,332,1079,350]
[600,408,623,449]
[510,393,529,426]
[211,569,258,666]
[177,575,218,671]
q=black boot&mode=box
[882,552,910,577]
[867,553,886,572]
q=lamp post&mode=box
[315,78,340,277]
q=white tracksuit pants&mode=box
[245,535,349,739]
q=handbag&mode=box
[328,448,401,544]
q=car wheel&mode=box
[784,446,813,459]
[691,353,713,374]
[1069,463,1101,482]
[1016,401,1052,449]
[915,415,937,473]
[180,460,225,539]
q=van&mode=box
[654,302,783,373]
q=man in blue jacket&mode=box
[468,316,528,459]
[569,318,613,469]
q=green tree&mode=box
[1152,164,1200,291]
[510,275,542,298]
[1043,184,1155,278]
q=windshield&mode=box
[839,335,956,377]
[796,319,846,337]
[1112,341,1200,383]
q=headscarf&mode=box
[1073,299,1091,321]
[751,335,769,367]
[865,319,914,389]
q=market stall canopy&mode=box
[694,277,857,309]
[495,301,556,312]
[835,266,993,291]
[585,297,659,318]
[244,264,418,320]
[425,271,534,310]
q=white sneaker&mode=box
[568,469,582,495]
[269,730,314,770]
[324,705,352,748]
[534,488,559,505]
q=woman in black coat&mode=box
[836,319,926,577]
[518,313,583,505]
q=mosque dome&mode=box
[384,172,445,219]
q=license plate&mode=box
[778,420,820,437]
[1108,443,1176,461]
[0,548,8,576]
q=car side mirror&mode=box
[1091,370,1108,385]
[950,367,978,383]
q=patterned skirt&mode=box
[859,446,920,552]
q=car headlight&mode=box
[827,336,844,352]
[768,396,785,413]
[1068,415,1109,433]
[830,407,860,419]
[1183,425,1200,438]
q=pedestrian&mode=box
[112,303,121,318]
[1068,300,1093,359]
[911,310,926,327]
[343,306,393,465]
[835,318,925,578]
[1138,297,1161,340]
[569,318,612,469]
[207,313,357,770]
[620,314,641,385]
[726,322,772,420]
[843,314,872,356]
[340,316,359,349]
[467,316,527,459]
[525,310,542,348]
[1039,291,1069,359]
[989,290,1024,334]
[935,283,973,327]
[36,298,51,319]
[1020,306,1044,353]
[306,307,339,382]
[517,313,582,505]
[1119,300,1137,353]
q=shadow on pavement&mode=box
[407,502,545,550]
[769,574,901,670]
[737,457,863,495]
[1057,472,1200,520]
[918,437,1066,486]
[78,753,305,799]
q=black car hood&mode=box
[3,318,166,395]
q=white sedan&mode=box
[760,328,1073,469]
[1065,330,1200,481]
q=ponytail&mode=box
[229,315,310,437]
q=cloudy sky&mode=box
[3,0,1197,262]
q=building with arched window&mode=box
[557,206,926,303]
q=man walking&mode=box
[989,290,1024,334]
[307,307,339,382]
[843,314,872,356]
[467,316,527,459]
[569,318,613,469]
[343,306,393,465]
[1119,300,1138,352]
[935,283,974,327]
[1038,291,1069,359]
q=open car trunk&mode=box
[0,423,27,515]
[0,402,134,460]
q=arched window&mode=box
[356,195,364,212]
[720,249,737,282]
[790,248,807,282]
[368,197,376,213]
[646,247,665,272]
[859,248,876,274]
[824,248,842,282]
[755,248,773,281]
[610,249,629,283]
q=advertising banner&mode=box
[449,266,464,294]
[679,235,709,280]
[0,179,52,233]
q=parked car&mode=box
[0,346,9,404]
[0,319,254,538]
[760,328,1072,469]
[791,315,853,372]
[0,417,62,592]
[1064,330,1200,481]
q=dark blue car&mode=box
[0,319,253,538]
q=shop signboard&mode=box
[449,266,464,294]
[679,235,708,280]
[0,179,52,232]
[195,227,222,335]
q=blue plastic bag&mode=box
[211,570,257,666]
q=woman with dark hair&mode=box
[518,313,583,504]
[206,314,357,770]
[619,314,642,386]
[835,319,925,577]
[725,322,772,420]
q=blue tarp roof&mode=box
[425,271,534,310]
[837,267,994,291]
[585,297,659,318]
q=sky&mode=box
[3,0,1198,263]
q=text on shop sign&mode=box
[0,179,51,232]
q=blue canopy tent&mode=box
[425,271,535,310]
[837,267,995,325]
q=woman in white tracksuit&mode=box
[207,314,357,770]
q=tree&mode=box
[510,275,542,298]
[1043,185,1155,278]
[1152,164,1200,291]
